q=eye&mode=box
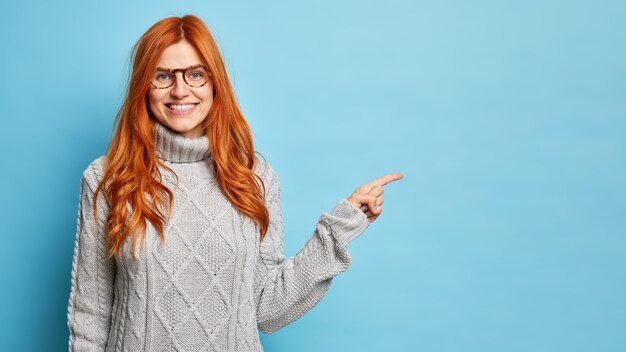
[156,73,172,81]
[187,70,205,80]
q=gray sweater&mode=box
[67,120,371,352]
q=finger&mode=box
[372,194,385,215]
[353,193,378,213]
[368,197,379,215]
[357,180,389,195]
[366,185,384,198]
[353,193,377,205]
[367,210,380,222]
[364,209,376,220]
[367,173,404,188]
[368,195,384,209]
[356,184,375,195]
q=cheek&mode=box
[199,81,215,102]
[203,89,214,103]
[147,90,164,110]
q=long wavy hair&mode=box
[93,15,270,260]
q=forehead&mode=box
[156,40,203,68]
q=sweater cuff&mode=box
[323,198,371,248]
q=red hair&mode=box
[93,15,270,260]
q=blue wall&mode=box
[1,1,624,351]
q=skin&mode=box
[147,40,214,138]
[347,173,404,223]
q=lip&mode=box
[165,103,199,116]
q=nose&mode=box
[169,72,190,98]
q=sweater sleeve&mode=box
[67,162,116,351]
[254,167,370,334]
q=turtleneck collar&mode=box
[153,120,213,163]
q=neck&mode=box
[153,120,213,163]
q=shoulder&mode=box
[81,155,106,188]
[252,155,281,200]
[253,154,279,185]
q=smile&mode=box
[166,103,198,111]
[165,103,199,115]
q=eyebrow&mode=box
[155,64,205,71]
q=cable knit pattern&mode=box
[67,120,370,352]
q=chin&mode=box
[163,118,206,137]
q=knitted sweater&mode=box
[66,120,371,352]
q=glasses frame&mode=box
[150,64,212,89]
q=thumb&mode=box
[349,193,377,211]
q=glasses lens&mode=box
[152,70,174,88]
[185,66,209,87]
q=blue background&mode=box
[1,0,625,351]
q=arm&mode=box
[254,166,370,334]
[67,162,116,351]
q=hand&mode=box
[346,173,404,223]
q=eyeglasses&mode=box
[150,64,212,89]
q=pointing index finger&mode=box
[369,173,404,187]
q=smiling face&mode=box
[147,40,214,138]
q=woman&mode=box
[67,14,402,352]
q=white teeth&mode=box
[168,104,196,111]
